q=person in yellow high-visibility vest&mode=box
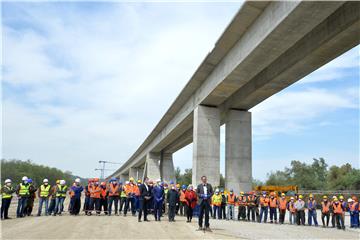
[53,180,68,216]
[37,179,51,216]
[16,176,30,218]
[1,179,15,220]
[211,189,222,219]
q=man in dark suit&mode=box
[138,177,152,222]
[196,175,213,231]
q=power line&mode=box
[96,161,123,179]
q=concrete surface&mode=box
[146,152,161,181]
[225,110,252,193]
[161,153,176,183]
[192,105,220,186]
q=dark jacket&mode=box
[196,183,213,204]
[152,185,165,203]
[139,183,152,200]
[167,189,179,206]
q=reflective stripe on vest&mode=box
[2,186,13,199]
[227,194,236,204]
[322,201,330,213]
[269,198,278,208]
[279,198,287,210]
[108,184,119,196]
[333,203,343,214]
[40,184,51,197]
[19,183,30,196]
[56,185,67,197]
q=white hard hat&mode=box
[348,198,353,203]
[156,179,161,182]
[125,181,129,184]
[43,179,49,183]
[5,179,12,184]
[60,180,66,185]
[215,188,219,192]
[75,178,81,183]
[22,176,28,181]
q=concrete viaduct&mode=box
[109,1,360,193]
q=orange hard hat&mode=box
[270,192,275,196]
[93,178,99,182]
[100,182,106,186]
[352,196,358,201]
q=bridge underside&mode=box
[110,1,360,193]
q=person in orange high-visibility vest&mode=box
[89,180,101,215]
[321,195,331,227]
[269,192,278,223]
[107,178,120,216]
[287,197,296,224]
[99,182,108,215]
[348,197,359,228]
[333,197,345,230]
[259,192,269,223]
[226,190,236,220]
[247,192,256,222]
[124,178,136,216]
[278,193,287,224]
[179,185,187,216]
[238,192,247,221]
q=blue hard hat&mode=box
[110,177,117,182]
[170,180,174,184]
[28,179,33,183]
[182,184,187,189]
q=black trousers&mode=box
[124,197,135,215]
[238,206,246,220]
[169,205,176,221]
[72,198,81,215]
[100,198,108,214]
[90,198,101,214]
[1,198,12,219]
[139,199,149,220]
[119,197,126,212]
[322,212,330,226]
[199,200,211,228]
[247,206,256,221]
[279,209,286,224]
[297,210,305,225]
[221,205,226,219]
[186,206,193,221]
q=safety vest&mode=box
[212,194,222,206]
[350,202,359,212]
[40,184,51,197]
[247,195,256,206]
[133,185,140,196]
[2,186,13,199]
[120,187,127,197]
[238,196,247,206]
[19,183,30,196]
[180,191,186,202]
[108,184,119,197]
[332,202,343,214]
[56,185,68,197]
[289,202,296,213]
[227,194,236,205]
[260,197,269,207]
[279,198,287,210]
[321,201,331,213]
[269,197,278,208]
[90,186,101,198]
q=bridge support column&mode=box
[129,167,137,180]
[225,110,252,194]
[137,168,144,181]
[161,152,175,183]
[120,174,128,183]
[192,105,220,187]
[145,152,161,180]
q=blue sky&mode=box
[2,2,359,181]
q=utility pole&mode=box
[96,161,122,180]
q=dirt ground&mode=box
[1,199,359,239]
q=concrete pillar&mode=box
[137,168,144,181]
[129,167,137,180]
[161,152,175,183]
[120,174,128,183]
[192,105,220,187]
[146,152,161,180]
[225,110,252,194]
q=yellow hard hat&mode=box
[281,193,285,197]
[129,177,134,182]
[339,195,344,200]
[309,194,313,198]
[323,195,328,199]
[240,191,244,195]
[137,179,142,183]
[56,180,60,184]
[176,184,180,188]
[299,195,303,199]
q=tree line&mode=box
[175,158,360,190]
[1,159,84,186]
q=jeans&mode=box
[350,211,359,228]
[269,207,277,222]
[212,205,221,219]
[260,207,268,223]
[89,198,101,214]
[84,196,91,213]
[154,201,163,220]
[289,212,296,224]
[308,209,318,226]
[108,196,119,215]
[54,197,65,215]
[124,197,135,215]
[17,197,28,217]
[38,197,49,216]
[119,197,126,213]
[198,200,211,228]
[227,204,235,220]
[1,198,12,219]
[48,198,56,215]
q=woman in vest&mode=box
[1,179,15,220]
[37,179,51,216]
[53,180,68,216]
[16,176,30,218]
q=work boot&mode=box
[205,227,212,232]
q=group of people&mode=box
[1,175,359,232]
[210,189,360,230]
